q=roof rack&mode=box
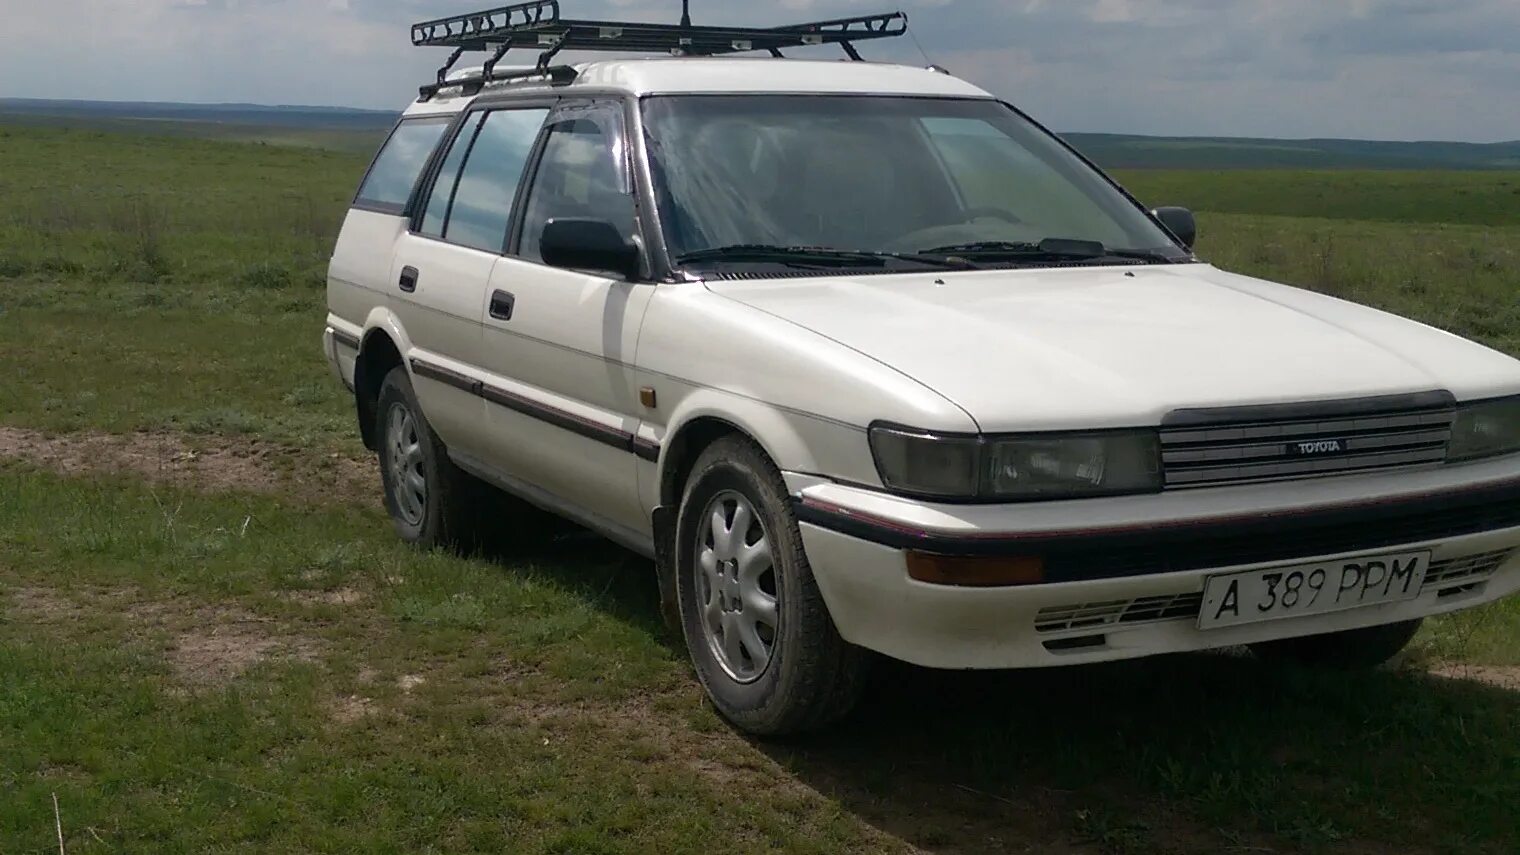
[413,0,909,100]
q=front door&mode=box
[474,101,654,537]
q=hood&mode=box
[707,264,1520,432]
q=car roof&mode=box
[402,57,994,118]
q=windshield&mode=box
[641,96,1191,271]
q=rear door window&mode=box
[419,113,487,237]
[422,108,549,253]
[354,118,450,213]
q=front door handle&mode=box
[489,289,515,321]
[399,266,419,293]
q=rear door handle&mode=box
[399,266,419,293]
[489,289,515,321]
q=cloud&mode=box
[0,0,1515,140]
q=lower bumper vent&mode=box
[1423,549,1512,588]
[1036,592,1204,634]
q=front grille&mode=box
[1160,399,1455,490]
[1034,549,1514,634]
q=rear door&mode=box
[473,100,655,537]
[391,104,550,457]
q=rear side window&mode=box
[355,118,450,213]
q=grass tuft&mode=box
[395,592,490,629]
[238,262,294,291]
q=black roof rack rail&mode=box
[413,1,909,100]
[419,64,580,101]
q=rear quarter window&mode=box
[354,118,451,214]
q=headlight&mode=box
[867,427,980,498]
[1449,398,1520,462]
[869,424,1162,501]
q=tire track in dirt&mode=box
[0,426,377,507]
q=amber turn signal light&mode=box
[905,552,1045,587]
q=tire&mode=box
[674,434,869,736]
[375,366,490,552]
[1250,618,1423,670]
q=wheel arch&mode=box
[657,402,813,510]
[650,398,816,632]
[352,311,413,451]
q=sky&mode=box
[1,0,1517,142]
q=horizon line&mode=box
[1,95,1517,148]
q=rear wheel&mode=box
[1250,618,1423,670]
[376,366,490,552]
[675,435,868,736]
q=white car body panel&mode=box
[476,258,655,533]
[636,281,977,436]
[327,56,1520,672]
[569,58,993,98]
[387,236,496,453]
[328,209,404,327]
[711,264,1520,432]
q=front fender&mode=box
[642,383,879,514]
[633,281,975,513]
[662,388,828,474]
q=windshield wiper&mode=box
[921,238,1178,265]
[675,244,979,271]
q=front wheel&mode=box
[1250,618,1423,670]
[675,435,869,737]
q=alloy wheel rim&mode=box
[695,490,779,684]
[386,404,427,526]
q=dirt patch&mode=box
[1431,664,1520,691]
[158,605,320,684]
[281,587,367,607]
[330,694,379,724]
[5,586,87,622]
[172,632,284,683]
[0,426,375,506]
[9,584,325,686]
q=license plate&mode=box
[1197,551,1430,630]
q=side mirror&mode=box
[1151,206,1197,251]
[540,218,642,280]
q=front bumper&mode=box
[789,457,1520,669]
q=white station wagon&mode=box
[324,3,1520,735]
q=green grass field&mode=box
[2,122,1519,853]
